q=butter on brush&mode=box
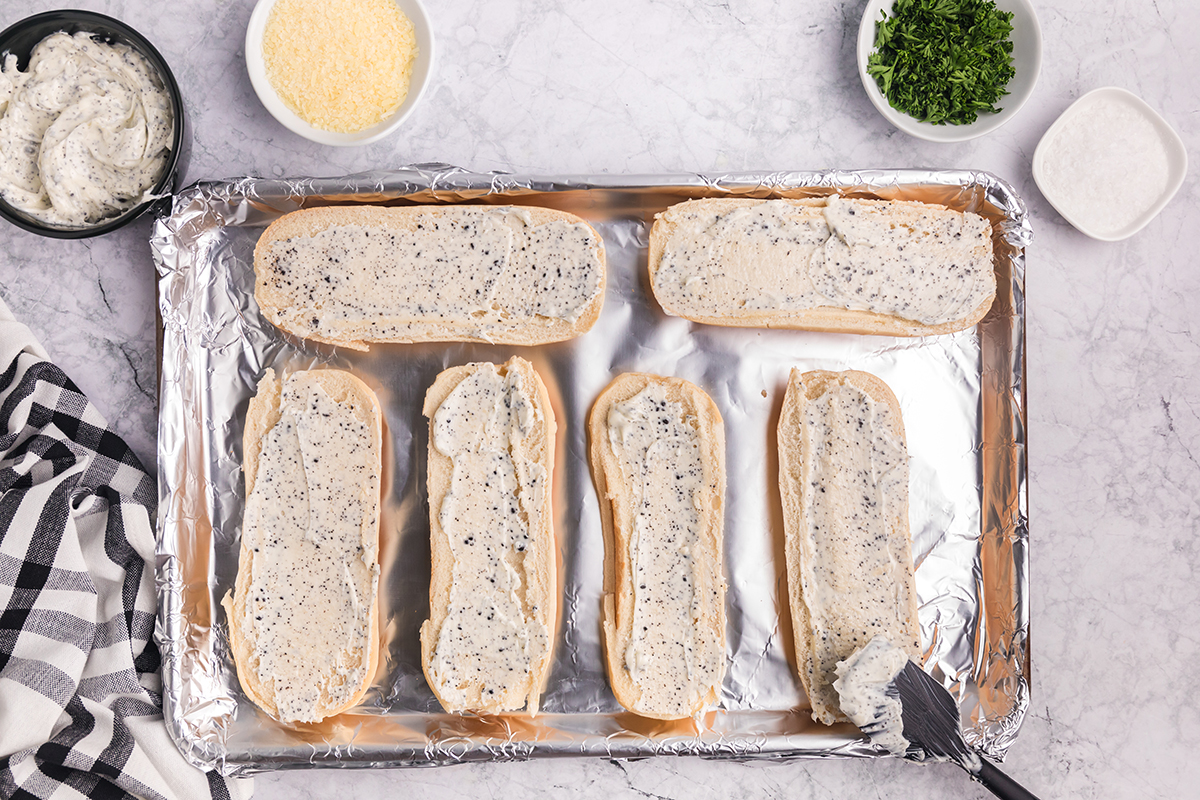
[421,357,557,714]
[588,373,727,719]
[253,205,606,351]
[225,368,382,724]
[778,369,921,724]
[648,195,995,336]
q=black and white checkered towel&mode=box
[0,298,247,800]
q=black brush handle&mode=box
[974,758,1041,800]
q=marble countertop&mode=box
[2,1,1196,798]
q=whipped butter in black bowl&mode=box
[0,10,188,239]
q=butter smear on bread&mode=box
[649,196,995,336]
[225,369,382,724]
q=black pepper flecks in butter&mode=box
[0,31,174,227]
[606,384,724,718]
[238,371,380,723]
[427,364,549,712]
[795,378,918,724]
[653,196,992,326]
[261,208,603,341]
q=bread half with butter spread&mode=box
[254,204,607,351]
[421,357,557,714]
[225,368,383,724]
[778,369,921,725]
[648,196,995,336]
[588,373,727,719]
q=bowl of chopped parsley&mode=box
[857,0,1042,142]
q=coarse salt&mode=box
[1034,88,1185,241]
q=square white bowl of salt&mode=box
[1032,87,1187,242]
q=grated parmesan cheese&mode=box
[262,0,417,133]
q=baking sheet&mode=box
[151,166,1030,774]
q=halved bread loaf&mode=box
[588,373,726,719]
[253,204,606,351]
[225,368,383,724]
[778,369,921,725]
[420,357,557,714]
[648,195,995,336]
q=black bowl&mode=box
[0,10,189,239]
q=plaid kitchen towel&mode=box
[0,296,248,800]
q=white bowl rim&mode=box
[245,0,434,147]
[856,0,1043,143]
[1030,86,1189,242]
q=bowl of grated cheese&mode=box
[245,0,433,146]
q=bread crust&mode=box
[420,357,557,714]
[587,372,727,719]
[226,368,383,723]
[647,197,995,336]
[253,204,607,350]
[778,369,921,725]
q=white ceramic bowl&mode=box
[1032,87,1188,242]
[245,0,434,146]
[856,0,1042,143]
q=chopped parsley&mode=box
[867,0,1017,126]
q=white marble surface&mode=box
[2,1,1197,798]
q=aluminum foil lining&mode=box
[151,166,1030,775]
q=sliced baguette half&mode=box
[225,368,383,724]
[254,205,606,350]
[421,357,557,714]
[588,372,727,719]
[648,196,995,336]
[778,369,921,725]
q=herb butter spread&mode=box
[800,380,913,720]
[780,370,921,726]
[428,364,550,712]
[236,371,380,723]
[651,196,993,327]
[0,31,173,227]
[833,635,911,756]
[257,206,605,345]
[607,384,724,717]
